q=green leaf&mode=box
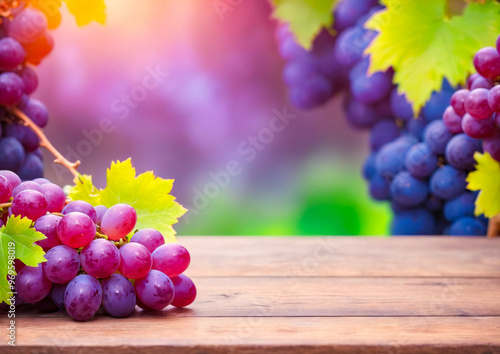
[68,159,187,243]
[271,0,338,49]
[0,216,46,304]
[64,0,106,26]
[467,152,500,218]
[365,0,500,113]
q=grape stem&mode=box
[11,107,80,179]
[486,213,500,238]
[0,202,11,209]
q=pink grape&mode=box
[152,243,190,278]
[461,113,495,139]
[40,183,66,213]
[450,89,469,117]
[170,274,197,308]
[467,73,480,90]
[483,134,500,161]
[57,212,96,248]
[11,189,48,220]
[34,214,62,250]
[443,106,463,133]
[12,181,42,197]
[100,204,137,241]
[16,265,52,303]
[8,7,47,44]
[465,88,493,120]
[81,239,120,278]
[470,76,493,90]
[474,47,500,80]
[43,245,80,284]
[130,228,165,253]
[488,85,500,113]
[118,242,152,279]
[32,178,50,185]
[63,200,97,223]
[134,270,175,311]
[0,174,12,203]
[94,205,108,226]
[497,34,500,54]
[64,274,102,321]
[0,170,21,190]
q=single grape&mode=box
[64,274,102,321]
[473,47,500,80]
[449,217,486,236]
[43,245,80,284]
[12,181,43,197]
[62,200,97,223]
[344,97,378,129]
[465,88,493,120]
[11,189,48,220]
[445,134,482,170]
[40,183,66,213]
[94,205,108,226]
[0,170,21,190]
[51,283,67,309]
[483,135,500,161]
[369,119,400,151]
[18,153,44,181]
[5,121,40,152]
[390,88,413,121]
[405,143,438,178]
[444,191,477,222]
[406,116,428,140]
[429,165,467,200]
[470,76,493,90]
[152,243,191,278]
[0,72,24,106]
[100,204,137,241]
[333,0,378,31]
[118,242,152,279]
[134,270,175,311]
[0,37,26,70]
[102,274,136,318]
[350,67,392,104]
[170,275,197,308]
[57,212,96,249]
[487,85,500,113]
[422,88,453,122]
[289,75,334,109]
[423,120,454,155]
[461,113,495,139]
[34,214,62,251]
[8,7,48,44]
[16,265,52,303]
[32,178,50,185]
[0,174,12,203]
[375,139,413,180]
[450,89,469,117]
[362,153,377,181]
[80,239,120,278]
[369,173,391,201]
[389,171,428,208]
[0,137,25,172]
[15,66,38,95]
[391,208,436,235]
[22,98,48,128]
[130,228,165,253]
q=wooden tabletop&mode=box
[5,236,500,353]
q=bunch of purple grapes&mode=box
[0,3,53,180]
[445,36,500,161]
[275,0,489,235]
[0,170,197,321]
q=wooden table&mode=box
[5,236,500,353]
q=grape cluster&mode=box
[445,36,500,162]
[275,0,489,235]
[0,2,53,180]
[0,170,197,321]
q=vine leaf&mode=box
[365,0,500,113]
[467,152,500,218]
[0,216,46,304]
[271,0,337,49]
[68,159,187,243]
[64,0,106,26]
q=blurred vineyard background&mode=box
[36,0,390,235]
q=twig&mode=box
[486,213,500,238]
[11,107,80,179]
[0,202,11,209]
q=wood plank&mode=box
[17,277,500,318]
[180,236,500,277]
[10,316,500,353]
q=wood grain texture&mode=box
[2,237,499,353]
[180,237,500,277]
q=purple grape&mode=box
[390,88,413,121]
[18,153,43,181]
[152,243,190,278]
[5,121,40,152]
[80,239,120,278]
[134,270,175,311]
[350,67,392,105]
[0,72,24,106]
[362,153,376,181]
[483,134,500,161]
[15,66,38,94]
[22,98,48,127]
[333,0,378,31]
[0,170,21,189]
[64,274,102,321]
[473,47,500,80]
[488,85,500,113]
[118,242,152,279]
[445,134,482,170]
[11,189,48,220]
[422,88,453,122]
[62,200,97,223]
[94,205,107,226]
[430,165,467,200]
[334,26,376,69]
[405,142,438,178]
[0,174,12,203]
[450,89,469,116]
[449,217,486,236]
[40,183,66,213]
[0,37,25,70]
[375,139,413,180]
[43,245,80,284]
[57,212,96,248]
[470,76,493,90]
[461,113,495,139]
[32,178,50,185]
[12,180,43,197]
[444,191,476,222]
[465,88,494,120]
[369,173,390,201]
[406,116,427,140]
[130,228,165,253]
[0,137,25,172]
[102,274,136,318]
[289,75,334,109]
[34,214,62,251]
[16,265,52,303]
[345,97,378,129]
[51,283,66,309]
[369,119,400,151]
[423,120,454,155]
[8,7,47,44]
[100,204,137,241]
[390,171,428,207]
[170,274,197,308]
[391,208,436,235]
[443,105,463,133]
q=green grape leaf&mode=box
[0,216,46,304]
[68,159,187,243]
[271,0,338,49]
[64,0,106,26]
[365,0,500,113]
[467,152,500,218]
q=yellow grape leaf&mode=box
[467,152,500,218]
[64,0,106,26]
[68,159,187,243]
[365,0,500,113]
[271,0,337,49]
